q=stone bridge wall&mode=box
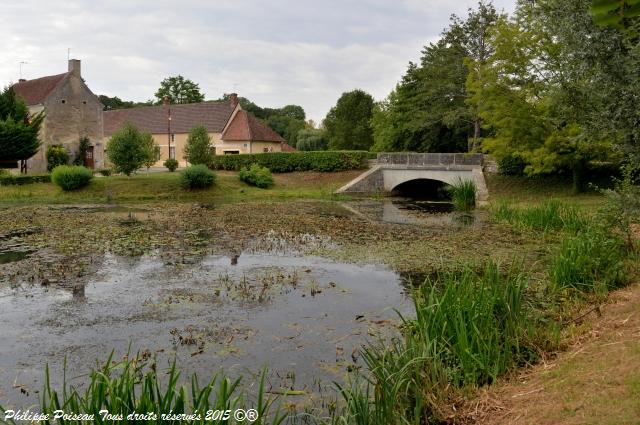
[376,153,483,167]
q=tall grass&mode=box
[448,178,476,212]
[334,263,533,423]
[1,353,286,425]
[492,200,587,233]
[551,226,628,293]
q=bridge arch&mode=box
[390,178,452,199]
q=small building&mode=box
[12,59,105,172]
[103,94,288,166]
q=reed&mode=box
[448,178,477,212]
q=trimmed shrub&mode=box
[164,158,179,172]
[181,164,216,189]
[51,165,93,191]
[239,164,274,188]
[0,173,51,185]
[46,145,69,172]
[209,150,369,173]
[98,168,112,177]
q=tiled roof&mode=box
[281,142,297,152]
[222,110,286,142]
[103,101,235,136]
[13,73,69,105]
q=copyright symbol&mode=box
[233,409,246,421]
[245,409,258,422]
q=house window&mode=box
[263,147,269,153]
[224,150,240,155]
[82,101,87,105]
[171,134,175,142]
[169,146,176,159]
[61,99,66,104]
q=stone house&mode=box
[102,93,289,166]
[12,59,105,172]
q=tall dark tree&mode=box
[154,75,205,104]
[0,87,44,171]
[372,1,500,153]
[324,89,375,151]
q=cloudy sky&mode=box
[2,0,515,122]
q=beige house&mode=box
[12,59,105,172]
[103,94,289,166]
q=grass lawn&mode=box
[0,170,362,205]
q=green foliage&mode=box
[0,173,50,185]
[184,125,213,165]
[492,200,588,233]
[295,128,328,151]
[164,158,179,172]
[498,154,526,176]
[600,163,640,250]
[106,123,151,176]
[181,164,216,189]
[372,3,501,154]
[51,165,93,191]
[448,178,476,211]
[154,75,205,104]
[45,145,69,172]
[324,89,375,151]
[140,133,160,170]
[73,136,91,166]
[590,0,640,27]
[98,94,152,111]
[239,164,274,188]
[98,168,112,177]
[336,263,532,422]
[210,151,369,173]
[551,226,628,293]
[0,86,44,163]
[0,353,286,425]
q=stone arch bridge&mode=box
[337,153,489,206]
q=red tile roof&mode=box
[103,101,235,136]
[222,110,286,142]
[281,142,297,152]
[13,73,69,105]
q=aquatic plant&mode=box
[0,353,287,425]
[492,200,588,233]
[334,263,533,423]
[448,178,476,212]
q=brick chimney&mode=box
[229,93,238,108]
[18,78,26,83]
[68,59,81,77]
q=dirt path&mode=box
[472,283,640,425]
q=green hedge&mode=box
[209,151,369,172]
[0,173,51,185]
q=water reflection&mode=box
[342,199,483,227]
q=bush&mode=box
[164,158,179,172]
[498,154,527,176]
[209,151,369,172]
[448,178,476,211]
[239,164,274,188]
[98,168,112,177]
[45,145,69,172]
[0,173,51,185]
[181,164,216,189]
[51,165,93,191]
[106,123,151,176]
[184,125,213,165]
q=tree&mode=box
[183,125,213,165]
[46,145,69,171]
[73,136,91,165]
[105,122,149,176]
[154,75,205,105]
[371,2,500,153]
[324,89,375,150]
[99,95,152,111]
[140,133,161,170]
[296,128,328,151]
[0,86,44,171]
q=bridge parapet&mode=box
[376,153,483,167]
